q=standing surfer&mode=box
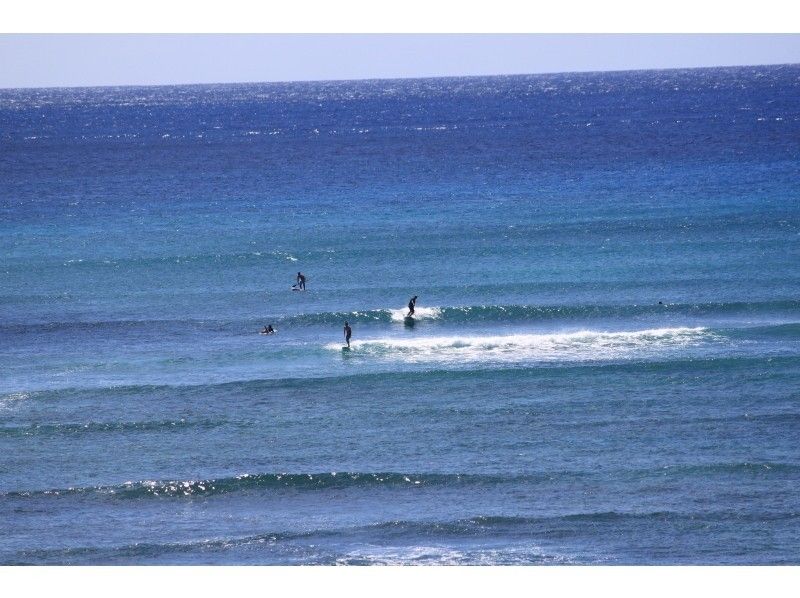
[296,272,306,291]
[406,295,418,317]
[343,321,352,348]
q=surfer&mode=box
[261,324,275,334]
[343,321,352,348]
[406,295,418,317]
[296,272,306,291]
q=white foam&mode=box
[270,251,298,262]
[389,306,442,322]
[336,545,466,565]
[334,542,570,565]
[0,391,31,411]
[326,327,713,364]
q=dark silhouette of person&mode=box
[344,321,352,348]
[407,295,418,317]
[296,272,306,290]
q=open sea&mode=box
[1,65,800,565]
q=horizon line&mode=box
[2,60,798,92]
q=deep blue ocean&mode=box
[2,65,800,564]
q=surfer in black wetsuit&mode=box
[296,272,306,290]
[407,296,418,317]
[344,321,352,348]
[261,324,275,334]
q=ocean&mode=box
[1,65,799,564]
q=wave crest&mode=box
[282,300,800,326]
[326,327,714,363]
[389,306,442,322]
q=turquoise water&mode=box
[1,65,800,564]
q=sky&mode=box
[1,34,799,89]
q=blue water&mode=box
[2,65,800,564]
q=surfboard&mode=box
[404,316,415,327]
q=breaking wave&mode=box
[326,327,716,363]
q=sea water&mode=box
[1,65,799,564]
